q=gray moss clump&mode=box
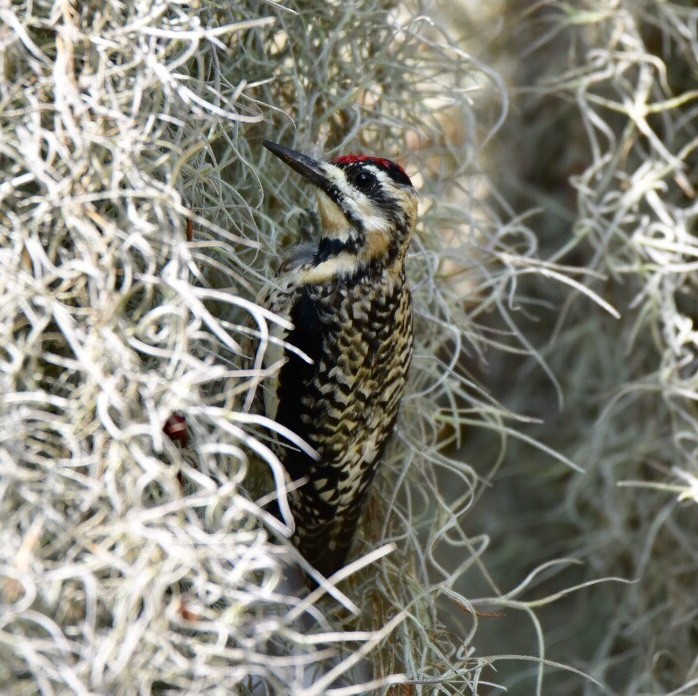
[0,1,518,693]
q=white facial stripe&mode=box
[352,167,414,234]
[319,164,397,233]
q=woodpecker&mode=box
[259,140,417,578]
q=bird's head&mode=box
[264,140,418,283]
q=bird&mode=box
[258,140,418,578]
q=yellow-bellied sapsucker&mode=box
[260,141,417,578]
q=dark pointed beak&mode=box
[263,141,331,192]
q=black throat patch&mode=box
[313,236,360,264]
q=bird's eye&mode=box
[353,169,377,192]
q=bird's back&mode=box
[262,262,413,577]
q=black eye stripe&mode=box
[333,155,413,187]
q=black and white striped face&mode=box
[263,141,418,282]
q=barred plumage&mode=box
[260,141,417,577]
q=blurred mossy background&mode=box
[447,1,698,694]
[1,0,697,694]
